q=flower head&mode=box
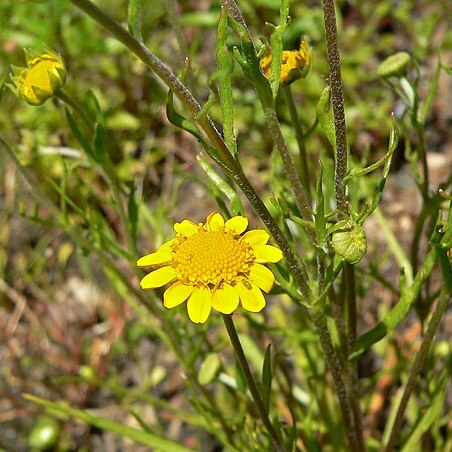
[260,38,311,86]
[137,213,283,323]
[10,48,66,106]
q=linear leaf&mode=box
[23,394,193,452]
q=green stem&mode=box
[283,85,312,203]
[222,315,284,452]
[55,88,93,130]
[310,308,359,451]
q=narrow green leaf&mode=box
[23,394,193,452]
[359,115,399,224]
[127,181,139,249]
[65,108,96,162]
[349,247,437,360]
[215,3,237,155]
[128,0,143,41]
[316,85,336,150]
[346,116,399,181]
[261,344,273,414]
[401,371,448,452]
[267,0,289,98]
[197,155,243,215]
[166,90,204,142]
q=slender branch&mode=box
[222,315,284,452]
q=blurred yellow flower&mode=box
[10,48,66,106]
[260,39,311,86]
[137,212,283,323]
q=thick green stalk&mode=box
[223,315,284,452]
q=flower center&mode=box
[171,229,254,286]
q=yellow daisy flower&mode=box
[260,38,311,86]
[10,48,66,106]
[137,212,283,324]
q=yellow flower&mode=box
[260,38,311,86]
[137,212,283,324]
[10,48,66,106]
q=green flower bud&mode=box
[10,48,66,106]
[377,52,411,78]
[331,220,367,264]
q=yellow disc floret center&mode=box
[171,229,254,286]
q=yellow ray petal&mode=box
[206,212,225,231]
[248,264,275,293]
[164,282,194,308]
[159,238,178,251]
[212,283,239,314]
[187,286,212,323]
[241,229,270,246]
[252,244,283,263]
[137,250,172,267]
[174,220,198,237]
[234,282,266,312]
[225,216,248,234]
[140,266,177,289]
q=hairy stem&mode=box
[320,0,364,449]
[320,0,348,213]
[310,308,359,451]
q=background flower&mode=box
[10,48,66,106]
